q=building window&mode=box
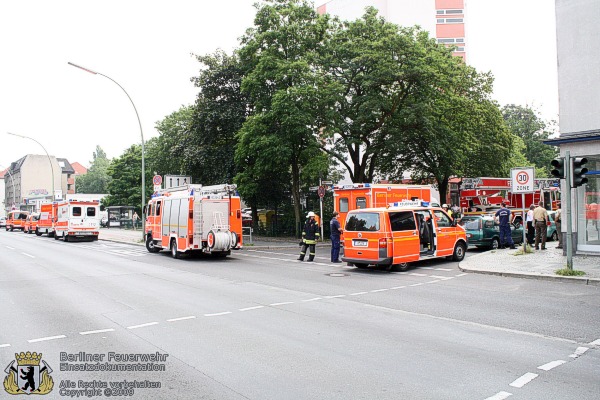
[436,10,444,14]
[456,38,464,43]
[446,9,463,14]
[456,47,465,52]
[437,18,463,24]
[438,38,455,43]
[437,18,445,23]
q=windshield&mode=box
[461,218,481,230]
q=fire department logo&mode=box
[3,352,54,395]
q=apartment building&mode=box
[316,0,466,60]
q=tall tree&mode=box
[103,144,152,212]
[237,0,329,235]
[76,145,111,194]
[502,104,557,175]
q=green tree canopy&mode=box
[75,145,111,194]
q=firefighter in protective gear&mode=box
[297,211,320,262]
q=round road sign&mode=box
[317,186,325,198]
[153,175,163,185]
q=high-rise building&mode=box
[316,0,466,60]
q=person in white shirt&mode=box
[526,204,535,245]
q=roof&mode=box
[543,129,600,145]
[56,158,75,174]
[70,162,88,175]
[0,168,6,179]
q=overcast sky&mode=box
[0,0,558,170]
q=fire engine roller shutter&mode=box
[178,199,187,238]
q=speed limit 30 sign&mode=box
[511,167,535,193]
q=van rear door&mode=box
[389,211,420,263]
[343,211,382,262]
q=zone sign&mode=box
[511,167,535,193]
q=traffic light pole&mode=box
[565,151,573,270]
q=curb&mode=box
[458,264,600,286]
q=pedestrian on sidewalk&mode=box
[330,211,343,263]
[533,201,549,250]
[132,212,139,230]
[555,201,563,249]
[494,202,516,249]
[526,204,535,245]
[298,211,320,262]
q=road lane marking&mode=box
[239,306,265,312]
[569,347,589,358]
[370,289,388,293]
[409,283,424,287]
[166,316,196,322]
[410,273,427,276]
[456,273,468,277]
[0,344,11,348]
[484,392,512,400]
[509,372,538,388]
[349,292,368,296]
[302,297,322,302]
[127,322,159,329]
[420,267,435,270]
[538,360,566,371]
[436,268,453,271]
[390,286,406,289]
[270,302,294,306]
[425,280,441,284]
[21,252,35,258]
[589,339,600,346]
[204,312,232,317]
[28,335,67,343]
[324,295,346,298]
[79,329,115,335]
[430,275,447,279]
[5,246,15,250]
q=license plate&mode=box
[352,240,368,247]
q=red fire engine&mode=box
[144,184,243,258]
[460,177,561,222]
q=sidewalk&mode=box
[98,228,600,284]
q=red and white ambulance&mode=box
[144,184,243,258]
[36,203,57,237]
[53,199,101,242]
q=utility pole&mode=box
[564,151,573,270]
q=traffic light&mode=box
[550,157,565,179]
[572,157,588,187]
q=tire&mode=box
[54,232,60,240]
[170,239,180,259]
[35,229,41,237]
[396,262,410,272]
[490,238,500,250]
[452,242,467,262]
[63,233,69,242]
[354,263,369,269]
[146,236,160,253]
[551,231,558,241]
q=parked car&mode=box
[547,210,559,241]
[0,216,6,228]
[460,215,524,250]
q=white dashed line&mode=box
[270,302,294,306]
[79,329,115,335]
[302,297,322,302]
[166,316,196,322]
[456,273,468,277]
[5,246,15,250]
[420,267,435,270]
[0,344,11,348]
[21,252,35,258]
[390,286,406,289]
[509,372,538,388]
[538,360,566,371]
[409,283,424,287]
[430,275,447,279]
[484,391,512,400]
[204,312,232,317]
[127,322,159,329]
[589,339,600,346]
[435,268,453,271]
[569,347,589,358]
[349,292,368,296]
[370,289,389,293]
[440,277,455,280]
[324,295,346,298]
[410,273,427,276]
[425,280,441,284]
[28,335,67,343]
[239,306,265,312]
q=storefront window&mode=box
[577,156,600,251]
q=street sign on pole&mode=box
[153,175,162,186]
[317,186,325,198]
[511,167,535,193]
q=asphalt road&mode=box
[1,230,599,400]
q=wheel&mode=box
[490,238,500,250]
[396,262,410,272]
[170,239,180,259]
[35,229,41,236]
[354,263,369,269]
[551,231,558,241]
[63,233,69,242]
[452,242,467,261]
[146,236,160,253]
[54,232,60,240]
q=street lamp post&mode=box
[68,62,146,240]
[7,132,55,203]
